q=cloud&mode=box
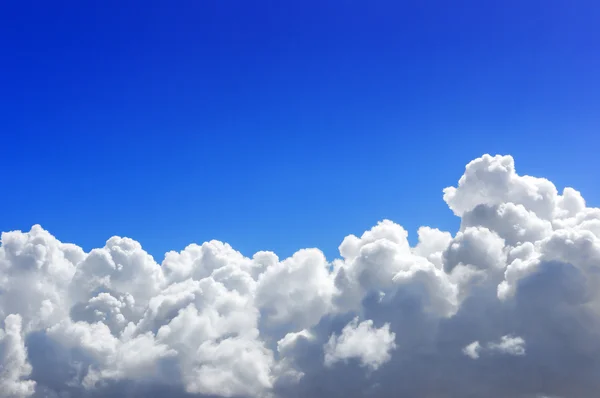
[1,154,600,398]
[488,335,526,356]
[0,315,36,398]
[323,317,396,370]
[462,341,481,359]
[463,335,525,359]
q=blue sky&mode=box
[1,0,599,262]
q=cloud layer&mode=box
[1,154,600,398]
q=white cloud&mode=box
[463,335,525,359]
[443,226,507,272]
[256,249,335,331]
[443,154,558,220]
[0,153,599,398]
[323,317,396,370]
[488,335,526,356]
[462,340,481,359]
[277,330,313,356]
[0,315,36,398]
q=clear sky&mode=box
[2,0,599,261]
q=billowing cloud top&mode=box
[1,154,599,398]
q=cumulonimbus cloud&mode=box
[1,154,599,398]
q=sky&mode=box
[2,0,600,262]
[3,3,600,398]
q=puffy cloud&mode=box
[463,335,525,359]
[443,226,507,272]
[443,154,559,220]
[256,249,335,331]
[461,203,553,246]
[462,341,482,359]
[412,226,452,269]
[0,154,599,398]
[277,330,313,357]
[0,315,36,398]
[323,317,396,370]
[487,335,526,356]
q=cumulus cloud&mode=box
[1,154,600,398]
[323,317,396,370]
[488,335,526,356]
[462,340,482,359]
[463,335,525,359]
[0,315,36,398]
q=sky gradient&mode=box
[3,3,600,398]
[2,0,599,261]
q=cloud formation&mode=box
[462,335,526,360]
[1,154,599,398]
[323,317,396,370]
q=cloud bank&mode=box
[1,154,600,398]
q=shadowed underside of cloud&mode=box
[1,154,600,398]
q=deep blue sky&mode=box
[2,1,599,262]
